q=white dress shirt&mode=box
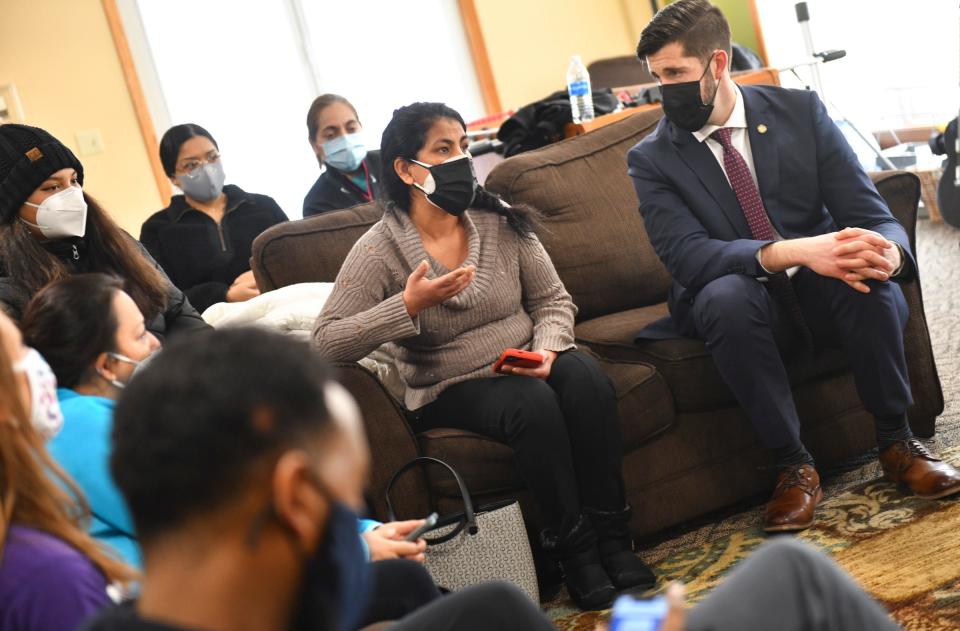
[693,87,797,278]
[693,87,758,189]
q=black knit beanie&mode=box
[0,124,84,225]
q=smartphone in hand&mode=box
[493,349,545,374]
[404,512,439,542]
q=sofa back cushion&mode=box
[485,107,672,322]
[251,203,382,291]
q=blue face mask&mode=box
[323,134,367,173]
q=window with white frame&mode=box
[755,0,959,134]
[122,0,485,219]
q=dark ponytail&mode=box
[380,102,540,238]
[471,186,540,238]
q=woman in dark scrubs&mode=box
[303,94,381,217]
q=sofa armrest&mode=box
[870,171,944,436]
[333,362,430,520]
[871,171,919,251]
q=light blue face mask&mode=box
[323,133,367,173]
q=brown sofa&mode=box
[251,106,943,538]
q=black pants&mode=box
[687,538,900,631]
[684,270,911,449]
[416,350,625,533]
[357,559,442,628]
[388,581,554,631]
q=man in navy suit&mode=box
[628,0,960,532]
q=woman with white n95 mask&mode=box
[0,124,209,341]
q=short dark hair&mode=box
[306,94,359,143]
[22,273,124,388]
[111,327,333,542]
[159,124,218,177]
[636,0,731,65]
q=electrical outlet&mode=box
[76,129,105,156]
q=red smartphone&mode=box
[493,349,545,374]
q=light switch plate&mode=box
[76,129,105,156]
[0,84,24,124]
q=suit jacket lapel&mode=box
[742,87,783,231]
[670,122,750,237]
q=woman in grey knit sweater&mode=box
[313,102,653,610]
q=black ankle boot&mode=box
[541,515,616,610]
[587,506,657,592]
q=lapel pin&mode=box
[757,124,768,134]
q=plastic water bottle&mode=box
[567,55,594,124]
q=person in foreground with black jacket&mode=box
[140,123,288,313]
[82,327,555,631]
[0,124,208,340]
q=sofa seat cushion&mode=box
[575,305,850,413]
[417,358,674,499]
[418,428,521,499]
[593,355,675,449]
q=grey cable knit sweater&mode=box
[312,203,577,410]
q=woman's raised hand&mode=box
[402,260,476,317]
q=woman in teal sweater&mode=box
[21,273,160,568]
[19,274,430,565]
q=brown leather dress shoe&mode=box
[763,464,822,533]
[879,439,960,499]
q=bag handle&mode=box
[385,456,478,536]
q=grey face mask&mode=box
[177,161,226,202]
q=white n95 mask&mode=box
[21,186,88,239]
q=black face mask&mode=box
[660,54,719,132]
[410,154,477,216]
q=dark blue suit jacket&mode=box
[627,85,915,338]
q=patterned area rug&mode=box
[548,447,960,630]
[546,219,960,630]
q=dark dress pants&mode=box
[415,350,625,534]
[684,270,911,449]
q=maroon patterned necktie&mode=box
[710,127,812,347]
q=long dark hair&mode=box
[0,194,169,320]
[379,102,539,237]
[21,274,124,389]
[159,124,218,178]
